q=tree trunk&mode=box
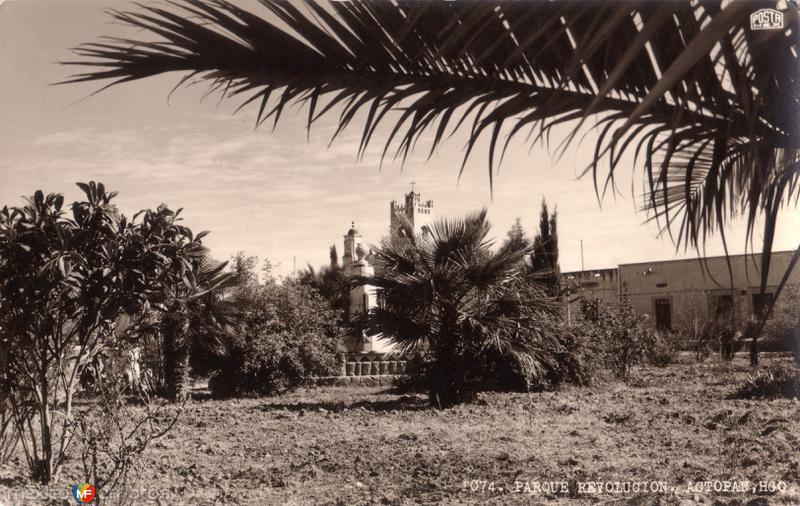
[163,313,190,403]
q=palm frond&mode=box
[63,0,800,287]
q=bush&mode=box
[733,366,800,399]
[548,317,610,386]
[645,331,677,367]
[210,330,340,397]
[761,285,800,358]
[595,296,653,380]
[209,279,344,398]
[713,319,742,361]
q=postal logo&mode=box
[71,483,96,504]
[750,8,784,30]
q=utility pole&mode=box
[580,240,584,271]
[293,256,296,275]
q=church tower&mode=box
[389,186,434,237]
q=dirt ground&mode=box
[1,354,799,505]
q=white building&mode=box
[342,190,434,354]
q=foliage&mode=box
[572,295,655,381]
[0,182,220,482]
[297,247,350,323]
[503,218,527,252]
[762,285,800,358]
[209,278,343,398]
[135,206,239,402]
[230,251,259,288]
[0,183,168,482]
[733,366,800,400]
[711,318,742,361]
[352,209,559,407]
[531,200,559,295]
[549,315,611,387]
[645,331,678,368]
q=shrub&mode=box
[210,330,340,397]
[209,279,344,398]
[760,285,800,359]
[733,366,800,400]
[548,317,610,386]
[713,319,741,361]
[595,296,653,381]
[646,331,677,367]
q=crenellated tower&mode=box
[389,189,434,237]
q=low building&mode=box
[563,251,799,330]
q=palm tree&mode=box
[297,247,350,321]
[136,205,239,402]
[353,210,558,406]
[158,253,239,403]
[63,0,800,355]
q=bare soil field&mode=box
[1,354,799,505]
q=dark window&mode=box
[752,293,774,318]
[656,282,668,288]
[714,295,734,319]
[376,290,386,310]
[654,298,672,330]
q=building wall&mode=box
[561,268,619,322]
[560,251,798,330]
[619,252,799,330]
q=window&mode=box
[376,290,386,310]
[656,282,667,288]
[654,298,671,330]
[752,293,774,318]
[713,295,734,319]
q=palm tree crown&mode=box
[353,209,558,405]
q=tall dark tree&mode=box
[531,201,560,295]
[503,217,527,252]
[63,0,800,359]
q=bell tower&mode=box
[389,183,434,236]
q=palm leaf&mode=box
[63,0,800,297]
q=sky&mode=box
[1,0,798,278]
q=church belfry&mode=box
[389,187,434,236]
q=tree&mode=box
[230,251,259,288]
[531,200,559,295]
[136,206,238,403]
[353,209,558,407]
[63,0,800,359]
[0,183,196,482]
[503,218,527,252]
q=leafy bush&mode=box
[209,279,343,398]
[645,331,677,367]
[595,296,654,380]
[547,317,610,387]
[733,366,800,400]
[714,319,741,361]
[761,285,800,359]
